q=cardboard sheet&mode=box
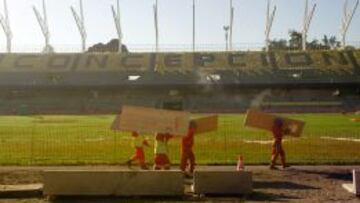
[112,106,190,136]
[192,115,218,134]
[244,109,305,137]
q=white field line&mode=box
[242,140,289,145]
[321,136,360,143]
[84,138,106,142]
[84,136,133,142]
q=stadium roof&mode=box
[0,50,359,87]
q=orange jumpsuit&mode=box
[127,132,149,169]
[271,124,287,168]
[154,133,172,170]
[180,127,196,173]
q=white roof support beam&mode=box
[33,0,52,53]
[153,0,159,52]
[192,0,196,52]
[265,0,277,51]
[302,0,317,51]
[0,0,12,53]
[229,0,234,51]
[71,0,87,52]
[111,0,122,53]
[340,0,359,49]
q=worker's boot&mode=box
[126,160,132,169]
[280,154,290,169]
[281,156,290,169]
[270,156,278,170]
[141,165,149,170]
[269,164,278,170]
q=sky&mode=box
[0,0,359,52]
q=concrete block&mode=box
[43,170,184,196]
[193,170,252,195]
[354,170,359,196]
[342,184,354,194]
[342,170,360,196]
[0,184,43,198]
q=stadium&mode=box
[0,0,360,202]
[1,50,360,114]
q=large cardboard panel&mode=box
[43,170,184,196]
[193,171,252,195]
[192,115,218,134]
[115,106,190,136]
[244,109,305,137]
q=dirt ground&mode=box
[0,165,359,203]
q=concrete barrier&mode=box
[342,170,359,196]
[0,184,43,198]
[43,170,184,196]
[354,170,359,196]
[193,170,252,195]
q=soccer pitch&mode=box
[0,113,360,165]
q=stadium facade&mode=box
[0,50,359,114]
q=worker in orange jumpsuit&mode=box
[180,121,197,174]
[126,131,150,170]
[270,118,290,170]
[153,133,173,170]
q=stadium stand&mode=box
[0,50,359,114]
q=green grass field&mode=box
[0,113,360,166]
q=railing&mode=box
[1,42,360,53]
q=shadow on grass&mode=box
[254,181,319,190]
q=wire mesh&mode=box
[0,113,360,166]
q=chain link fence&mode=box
[1,113,360,166]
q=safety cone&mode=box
[237,155,244,171]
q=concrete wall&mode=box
[43,170,184,196]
